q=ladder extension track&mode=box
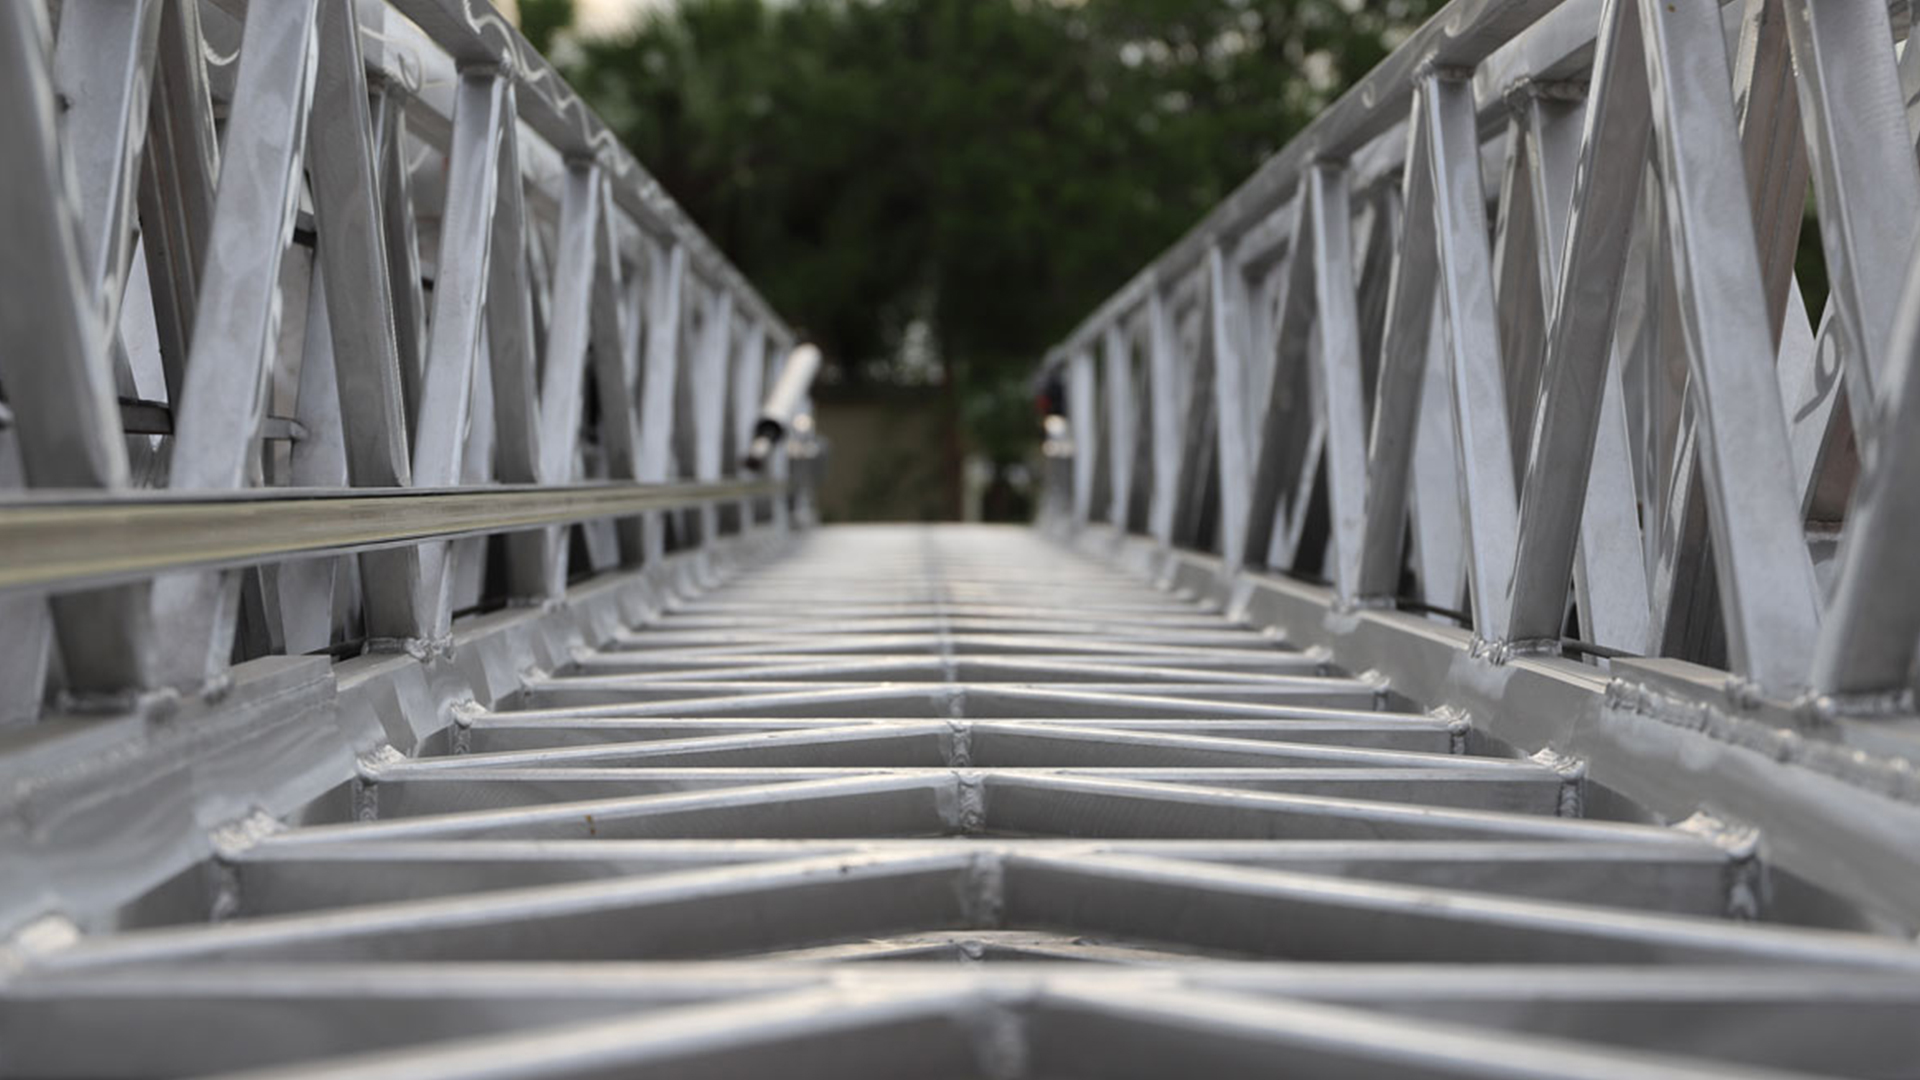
[7,525,1920,1079]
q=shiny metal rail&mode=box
[9,525,1920,1078]
[0,0,813,724]
[8,0,1920,1075]
[0,0,817,1030]
[0,480,781,594]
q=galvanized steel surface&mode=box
[6,0,1920,1074]
[0,0,800,717]
[1041,0,1920,705]
[9,525,1920,1078]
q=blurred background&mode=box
[495,0,1441,522]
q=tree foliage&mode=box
[533,0,1437,463]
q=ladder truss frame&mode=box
[1040,0,1920,931]
[0,0,813,936]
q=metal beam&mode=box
[0,480,780,595]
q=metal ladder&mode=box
[8,526,1917,1078]
[8,0,1920,1073]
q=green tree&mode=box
[554,0,1436,504]
[518,0,576,55]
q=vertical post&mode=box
[1492,115,1546,478]
[1517,89,1650,653]
[310,0,430,639]
[1727,0,1834,528]
[1300,163,1372,605]
[639,241,687,561]
[1506,0,1652,650]
[1637,0,1821,694]
[692,285,735,546]
[483,108,544,496]
[765,334,794,534]
[154,0,322,688]
[411,71,510,635]
[266,269,350,654]
[1242,195,1318,572]
[589,183,647,562]
[373,86,428,438]
[1145,284,1186,545]
[1357,104,1440,603]
[1169,292,1219,550]
[529,161,608,595]
[0,0,155,699]
[1352,187,1402,414]
[731,323,771,531]
[1208,245,1255,569]
[1102,323,1137,533]
[484,109,554,597]
[1422,74,1519,641]
[1408,307,1467,609]
[1068,347,1103,528]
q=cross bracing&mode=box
[8,527,1920,1079]
[4,0,1920,1076]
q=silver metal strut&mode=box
[5,0,1920,1075]
[1041,0,1920,706]
[8,526,1920,1079]
[1038,0,1920,962]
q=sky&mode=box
[494,0,659,36]
[573,0,662,34]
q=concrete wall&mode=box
[811,394,959,522]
